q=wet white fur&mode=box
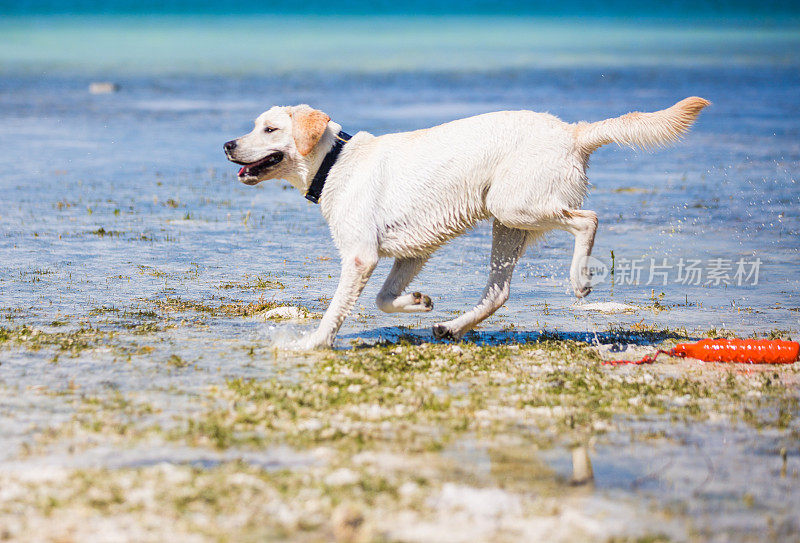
[227,98,709,348]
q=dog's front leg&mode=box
[300,252,378,349]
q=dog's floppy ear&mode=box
[290,105,331,156]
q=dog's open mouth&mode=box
[235,151,284,178]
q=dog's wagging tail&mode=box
[223,99,709,348]
[574,96,710,153]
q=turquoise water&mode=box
[1,16,799,74]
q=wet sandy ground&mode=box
[0,305,798,541]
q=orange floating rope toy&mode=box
[605,339,800,366]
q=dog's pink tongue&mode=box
[238,166,246,176]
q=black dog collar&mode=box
[305,131,352,204]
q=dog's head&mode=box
[223,104,332,186]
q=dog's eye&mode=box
[264,127,277,133]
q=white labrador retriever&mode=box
[224,98,709,348]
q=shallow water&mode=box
[1,65,798,345]
[544,419,800,540]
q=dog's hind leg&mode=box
[494,207,598,298]
[432,221,528,340]
[554,210,598,298]
[376,257,433,313]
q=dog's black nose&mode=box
[223,140,237,153]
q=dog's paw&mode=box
[432,323,457,341]
[286,333,332,351]
[411,292,434,311]
[570,265,593,299]
[573,284,592,298]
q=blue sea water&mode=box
[3,0,800,16]
[0,14,798,341]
